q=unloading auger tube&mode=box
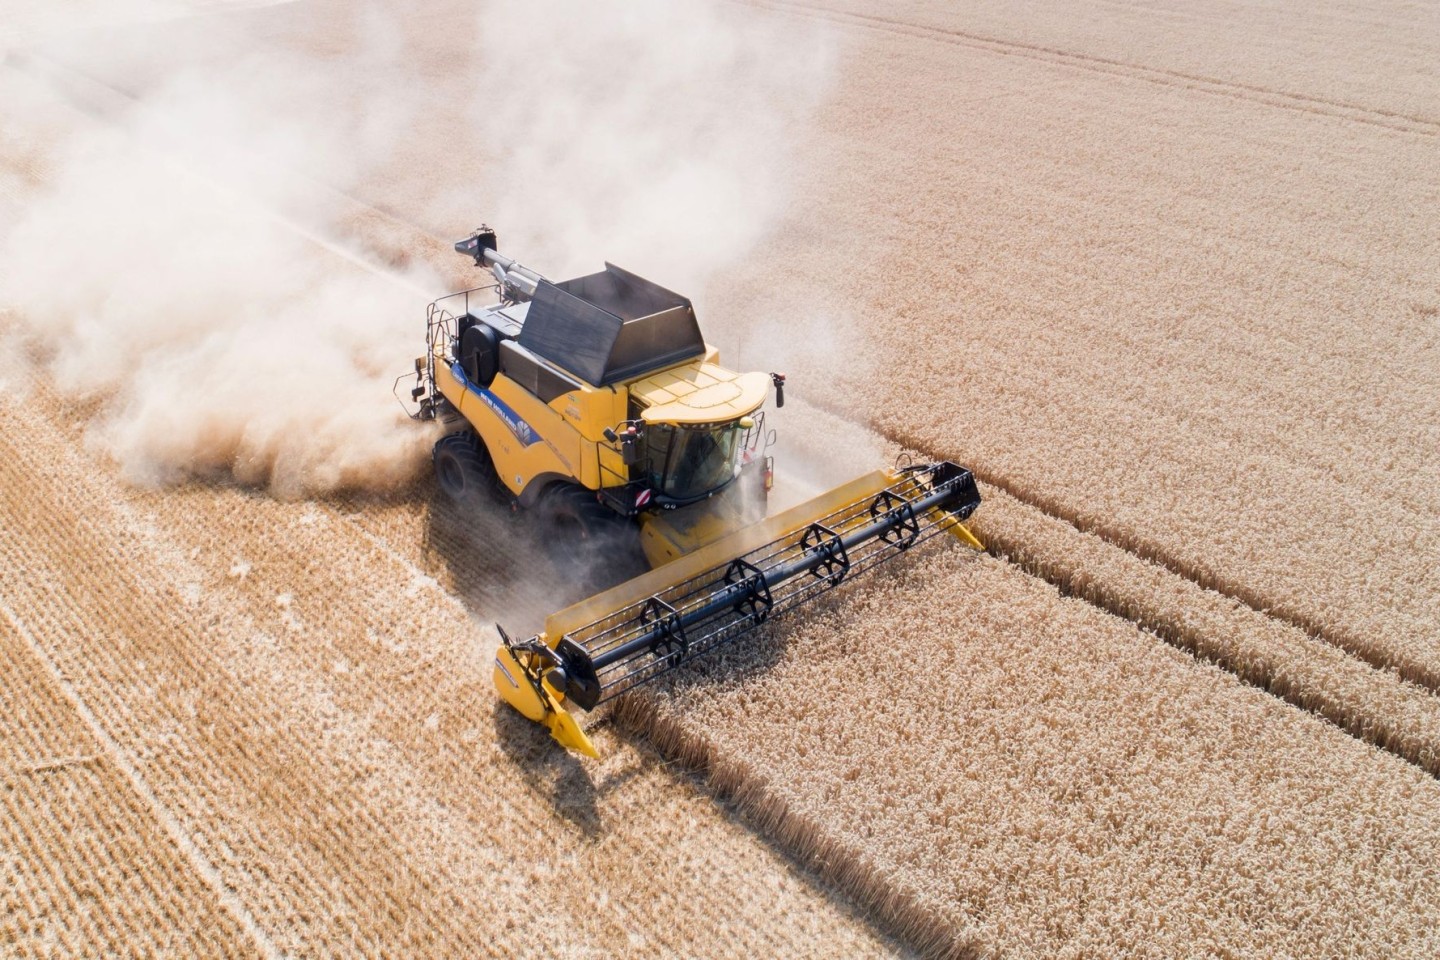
[492,461,984,757]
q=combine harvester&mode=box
[408,227,983,757]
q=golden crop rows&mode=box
[4,0,1440,956]
[621,547,1440,958]
[971,488,1440,774]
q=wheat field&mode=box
[709,0,1440,691]
[3,0,1440,957]
[620,547,1440,958]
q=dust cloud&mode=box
[447,0,839,293]
[0,7,439,497]
[0,0,845,499]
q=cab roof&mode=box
[631,360,770,425]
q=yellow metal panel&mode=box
[562,382,628,444]
[630,360,770,425]
[436,352,631,495]
[438,361,568,497]
[493,644,598,757]
[637,479,762,566]
[493,646,547,721]
[639,505,739,567]
[568,384,629,489]
[488,376,578,495]
[543,702,599,758]
[941,515,986,551]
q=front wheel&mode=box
[433,431,496,504]
[538,483,643,588]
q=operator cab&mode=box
[629,359,772,506]
[643,421,746,504]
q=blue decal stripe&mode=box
[452,362,542,447]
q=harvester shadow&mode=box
[419,485,643,637]
[490,698,609,838]
[420,488,584,633]
[419,486,651,837]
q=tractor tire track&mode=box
[955,434,1440,694]
[743,0,1440,137]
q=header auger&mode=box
[407,226,983,757]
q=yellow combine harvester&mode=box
[408,227,982,757]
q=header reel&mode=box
[493,461,983,756]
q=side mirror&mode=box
[606,423,645,465]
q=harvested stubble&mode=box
[0,610,261,959]
[0,340,901,958]
[618,546,1440,959]
[698,0,1440,696]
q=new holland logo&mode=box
[494,656,519,689]
[453,363,541,447]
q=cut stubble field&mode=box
[0,368,903,959]
[4,0,1440,958]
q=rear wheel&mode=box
[539,483,643,587]
[433,431,497,504]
